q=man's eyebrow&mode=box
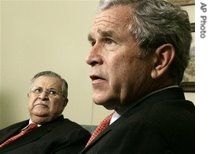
[98,29,114,38]
[88,29,115,40]
[88,33,94,42]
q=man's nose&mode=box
[86,45,103,66]
[38,91,49,99]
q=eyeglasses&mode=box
[30,87,63,98]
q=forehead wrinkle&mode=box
[94,14,124,28]
[32,77,61,89]
[94,14,132,33]
[92,19,129,39]
[90,6,133,41]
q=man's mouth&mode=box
[34,102,48,107]
[90,75,103,80]
[90,75,105,84]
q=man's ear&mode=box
[151,43,175,79]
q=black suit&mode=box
[0,115,91,154]
[81,87,195,154]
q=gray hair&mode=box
[30,71,68,98]
[99,0,192,83]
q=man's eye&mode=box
[89,40,96,47]
[34,88,42,93]
[104,38,114,44]
[49,90,57,95]
[103,38,118,51]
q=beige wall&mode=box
[0,0,2,126]
[0,0,195,129]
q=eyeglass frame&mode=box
[29,87,65,98]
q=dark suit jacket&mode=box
[0,115,91,154]
[81,87,195,154]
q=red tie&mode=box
[86,113,113,147]
[0,123,38,148]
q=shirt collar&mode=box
[110,111,121,125]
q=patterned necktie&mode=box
[86,113,113,147]
[0,123,38,148]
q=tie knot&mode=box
[85,112,114,147]
[99,113,113,128]
[24,123,38,132]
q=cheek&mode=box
[112,55,135,75]
[51,100,65,111]
[116,56,146,83]
[108,57,132,89]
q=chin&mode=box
[31,116,49,124]
[31,110,49,119]
[93,98,116,110]
[103,104,115,110]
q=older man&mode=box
[0,71,90,154]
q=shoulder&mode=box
[116,97,195,133]
[128,99,194,123]
[0,120,28,132]
[129,87,195,121]
[48,118,91,136]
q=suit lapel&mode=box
[0,121,53,153]
[0,121,28,144]
[84,123,113,151]
[0,116,65,153]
